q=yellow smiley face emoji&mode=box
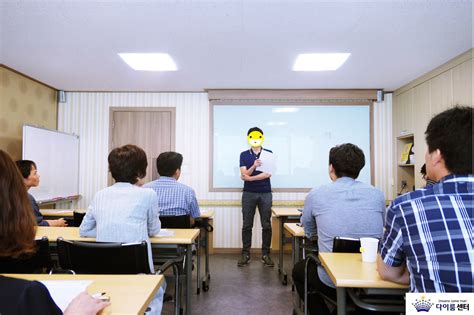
[247,131,264,147]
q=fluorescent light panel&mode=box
[293,53,350,71]
[118,53,177,71]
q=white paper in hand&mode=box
[40,280,93,311]
[256,150,276,175]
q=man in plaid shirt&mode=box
[378,106,473,292]
[144,151,201,225]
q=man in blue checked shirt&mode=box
[378,106,473,293]
[144,152,201,225]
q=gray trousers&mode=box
[241,191,273,255]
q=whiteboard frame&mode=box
[22,124,80,203]
[209,101,374,192]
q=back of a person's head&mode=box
[329,143,366,179]
[156,151,183,177]
[15,160,36,179]
[425,106,473,174]
[0,150,36,257]
[108,144,148,184]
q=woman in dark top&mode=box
[0,150,108,314]
[15,160,67,227]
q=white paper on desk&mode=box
[155,229,176,237]
[200,209,209,214]
[39,280,92,311]
[256,150,276,175]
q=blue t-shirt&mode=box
[239,148,272,193]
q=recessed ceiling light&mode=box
[118,53,177,71]
[292,53,350,71]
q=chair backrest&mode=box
[57,238,151,274]
[0,237,53,273]
[332,237,361,253]
[73,211,86,227]
[160,215,191,228]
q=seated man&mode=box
[292,143,385,315]
[144,151,200,225]
[15,160,67,227]
[378,106,473,292]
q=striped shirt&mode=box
[381,174,473,292]
[144,176,201,218]
[79,182,161,271]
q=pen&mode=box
[92,292,106,298]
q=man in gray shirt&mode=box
[292,143,385,315]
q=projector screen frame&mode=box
[209,101,374,192]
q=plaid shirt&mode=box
[381,174,473,292]
[144,176,201,218]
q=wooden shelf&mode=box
[398,164,414,167]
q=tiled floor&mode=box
[162,253,296,315]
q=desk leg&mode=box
[337,288,346,315]
[185,244,193,315]
[291,236,296,293]
[203,219,210,291]
[279,216,288,285]
[196,235,201,294]
[293,236,301,292]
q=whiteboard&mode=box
[22,125,80,202]
[212,104,371,190]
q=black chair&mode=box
[332,237,361,253]
[304,237,360,314]
[57,238,152,274]
[160,215,192,228]
[56,237,183,315]
[73,211,86,227]
[158,214,200,295]
[0,237,53,273]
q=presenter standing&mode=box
[238,127,274,267]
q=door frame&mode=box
[108,107,176,184]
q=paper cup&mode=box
[360,237,379,263]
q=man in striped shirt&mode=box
[144,151,201,225]
[378,106,473,292]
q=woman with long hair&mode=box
[0,149,109,314]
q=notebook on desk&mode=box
[40,280,92,311]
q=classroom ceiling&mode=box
[0,0,472,92]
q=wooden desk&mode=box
[3,274,164,315]
[284,223,305,299]
[40,209,74,217]
[35,227,199,315]
[319,252,408,315]
[272,208,301,285]
[284,223,304,237]
[199,209,214,219]
[195,209,214,293]
[284,223,304,272]
[36,227,199,244]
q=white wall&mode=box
[373,94,394,201]
[58,92,392,248]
